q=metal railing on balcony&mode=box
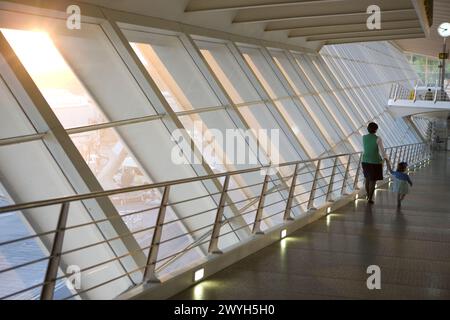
[389,81,450,103]
[0,142,431,300]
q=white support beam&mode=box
[233,8,416,24]
[287,21,422,37]
[324,33,425,44]
[185,0,341,12]
[265,11,419,31]
[303,28,424,41]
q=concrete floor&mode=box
[173,151,450,299]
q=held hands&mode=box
[385,158,392,172]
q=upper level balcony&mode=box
[388,82,450,118]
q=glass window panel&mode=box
[128,32,221,112]
[1,28,107,129]
[0,76,36,139]
[294,54,353,137]
[240,46,326,158]
[0,141,132,299]
[195,39,302,166]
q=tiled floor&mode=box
[173,151,450,299]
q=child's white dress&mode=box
[390,170,412,194]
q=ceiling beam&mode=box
[265,12,420,31]
[185,0,342,12]
[304,28,424,41]
[323,33,425,44]
[287,20,422,37]
[233,8,417,24]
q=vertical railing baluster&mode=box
[416,144,420,165]
[41,202,70,300]
[392,147,398,170]
[284,164,299,221]
[412,144,418,166]
[307,159,322,210]
[353,154,362,191]
[208,175,230,254]
[143,186,170,283]
[420,144,425,164]
[416,144,421,164]
[325,157,338,202]
[252,174,270,234]
[386,148,393,175]
[398,145,405,164]
[341,154,352,196]
[407,145,412,165]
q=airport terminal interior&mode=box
[0,0,449,300]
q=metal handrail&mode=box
[0,143,422,215]
[0,142,431,300]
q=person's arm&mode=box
[377,137,389,160]
[386,159,393,173]
[407,175,413,186]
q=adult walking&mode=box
[362,122,390,204]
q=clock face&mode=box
[438,22,450,37]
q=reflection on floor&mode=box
[172,151,450,299]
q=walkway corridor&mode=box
[173,152,450,299]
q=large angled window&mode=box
[124,28,278,231]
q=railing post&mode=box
[407,145,413,164]
[252,174,270,234]
[353,154,362,191]
[434,81,438,103]
[325,157,338,202]
[420,144,425,163]
[341,154,352,196]
[412,144,418,166]
[413,83,418,102]
[398,145,405,163]
[307,159,321,210]
[418,143,423,163]
[417,143,422,164]
[143,186,170,283]
[40,202,70,300]
[386,148,394,175]
[405,145,410,165]
[392,146,398,169]
[208,175,230,254]
[283,163,299,221]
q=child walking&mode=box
[389,162,413,208]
